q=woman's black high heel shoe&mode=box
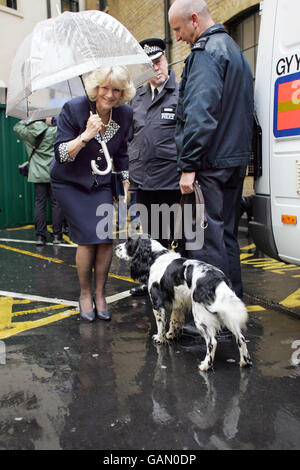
[96,309,111,321]
[94,296,111,321]
[78,297,96,322]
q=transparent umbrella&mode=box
[6,10,155,174]
[6,10,154,120]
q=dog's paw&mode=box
[198,361,213,372]
[166,330,182,341]
[239,356,252,368]
[152,334,167,344]
[166,331,175,340]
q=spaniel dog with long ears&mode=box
[115,236,252,371]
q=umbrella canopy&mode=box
[6,10,155,120]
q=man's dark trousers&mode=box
[34,183,63,238]
[186,166,246,299]
[137,189,181,249]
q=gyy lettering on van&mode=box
[276,54,300,76]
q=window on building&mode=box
[227,7,261,77]
[228,8,261,177]
[0,0,17,9]
[61,0,79,12]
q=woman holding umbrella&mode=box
[50,66,135,322]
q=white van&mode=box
[250,0,300,265]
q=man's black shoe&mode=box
[36,235,46,246]
[52,234,62,244]
[130,284,148,296]
[216,327,233,341]
[62,224,69,235]
[183,323,201,337]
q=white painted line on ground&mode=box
[0,289,132,307]
[0,291,78,307]
[0,238,76,247]
[106,290,132,303]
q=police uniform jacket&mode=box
[175,24,254,173]
[128,70,180,190]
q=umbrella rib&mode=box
[67,79,72,98]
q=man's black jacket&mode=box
[175,24,254,173]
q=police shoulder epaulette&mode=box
[192,36,209,51]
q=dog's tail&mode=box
[211,281,248,333]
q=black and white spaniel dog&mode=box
[115,236,252,372]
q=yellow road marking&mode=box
[62,233,76,245]
[0,297,14,330]
[13,304,70,317]
[240,253,300,274]
[0,310,78,340]
[280,288,300,308]
[0,241,136,285]
[0,243,64,264]
[0,296,78,339]
[108,273,138,284]
[6,225,34,231]
[240,253,253,260]
[247,305,266,312]
[240,243,256,250]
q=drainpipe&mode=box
[46,0,51,18]
[164,0,172,63]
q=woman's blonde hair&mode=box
[84,66,136,106]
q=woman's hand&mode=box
[65,111,103,160]
[81,112,103,142]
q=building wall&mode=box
[0,0,45,86]
[87,0,260,79]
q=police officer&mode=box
[128,38,181,296]
[169,0,254,299]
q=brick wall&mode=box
[107,1,165,43]
[87,0,259,80]
[208,0,259,23]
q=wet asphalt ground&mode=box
[0,224,300,452]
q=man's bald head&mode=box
[169,0,211,23]
[169,0,214,48]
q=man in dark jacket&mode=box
[128,38,181,295]
[169,0,254,298]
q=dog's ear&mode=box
[130,237,154,283]
[174,238,187,257]
[126,237,140,257]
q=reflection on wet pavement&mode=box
[0,227,300,450]
[1,294,300,450]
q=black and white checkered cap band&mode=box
[143,44,163,59]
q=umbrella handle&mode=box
[91,140,112,175]
[80,76,112,176]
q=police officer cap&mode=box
[140,38,166,60]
